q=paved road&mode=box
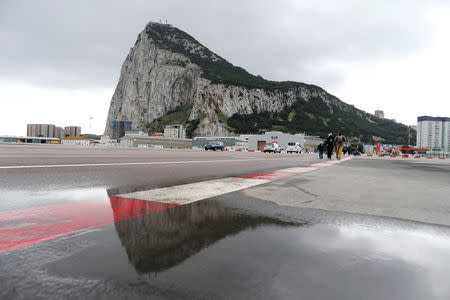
[0,144,319,211]
[1,144,449,299]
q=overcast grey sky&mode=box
[1,0,449,135]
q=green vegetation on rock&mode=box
[226,97,414,144]
[143,105,196,137]
[145,23,314,91]
[165,60,187,67]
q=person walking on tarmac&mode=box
[326,133,334,159]
[334,132,347,160]
[318,143,324,159]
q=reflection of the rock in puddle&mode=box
[109,197,300,274]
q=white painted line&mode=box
[118,177,269,205]
[117,157,351,206]
[282,167,318,173]
[0,157,305,169]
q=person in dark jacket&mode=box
[318,143,324,159]
[347,144,352,156]
[326,133,334,159]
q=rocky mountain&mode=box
[104,22,412,143]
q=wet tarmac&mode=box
[1,146,450,299]
[1,192,450,300]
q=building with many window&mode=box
[64,126,81,137]
[27,124,56,137]
[164,125,186,139]
[55,127,65,138]
[417,116,450,152]
[111,120,132,140]
[27,124,81,138]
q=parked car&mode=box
[204,142,224,151]
[264,142,282,153]
[286,142,302,153]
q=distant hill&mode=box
[105,22,413,143]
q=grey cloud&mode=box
[0,0,443,90]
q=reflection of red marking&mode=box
[0,197,178,253]
[237,170,293,180]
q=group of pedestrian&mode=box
[317,132,351,160]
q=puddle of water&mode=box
[0,188,109,212]
[45,199,450,300]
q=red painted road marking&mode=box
[1,159,351,253]
[236,170,294,180]
[0,196,178,253]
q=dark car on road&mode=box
[204,142,224,151]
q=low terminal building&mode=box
[120,135,192,149]
[248,132,304,151]
[0,135,60,144]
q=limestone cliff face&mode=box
[104,22,351,137]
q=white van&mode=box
[286,142,302,153]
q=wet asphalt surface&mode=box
[1,144,450,299]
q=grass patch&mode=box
[288,111,296,121]
[319,116,330,126]
[272,125,287,131]
[215,109,229,123]
[305,112,315,119]
[165,60,187,67]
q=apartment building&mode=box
[417,116,450,152]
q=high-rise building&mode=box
[27,124,56,137]
[55,127,65,138]
[417,116,450,152]
[164,125,186,139]
[111,120,132,139]
[64,126,81,137]
[375,110,385,119]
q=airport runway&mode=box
[1,144,449,299]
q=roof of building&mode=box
[0,135,60,140]
[62,136,88,140]
[120,135,192,141]
[417,116,450,122]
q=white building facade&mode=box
[61,137,90,145]
[248,131,305,151]
[417,116,450,152]
[164,125,186,139]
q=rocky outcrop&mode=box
[104,22,346,137]
[104,22,409,143]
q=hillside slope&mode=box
[104,22,411,143]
